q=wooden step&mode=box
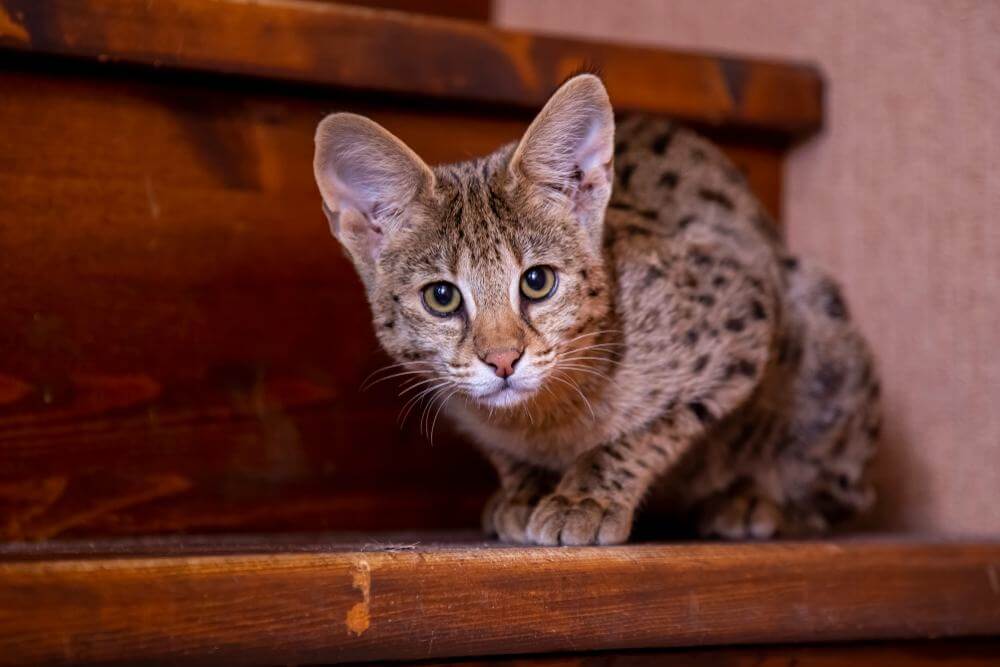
[1,534,998,664]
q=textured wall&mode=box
[496,0,1000,533]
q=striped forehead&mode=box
[435,160,516,259]
[429,159,522,306]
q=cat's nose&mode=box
[483,348,522,379]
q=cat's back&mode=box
[608,115,780,250]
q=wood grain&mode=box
[0,0,822,142]
[394,640,1000,666]
[0,537,998,664]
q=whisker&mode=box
[398,376,448,396]
[548,370,596,420]
[361,363,434,390]
[559,328,623,347]
[422,383,457,439]
[429,387,460,445]
[399,380,451,427]
[555,363,621,388]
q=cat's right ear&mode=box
[313,113,434,284]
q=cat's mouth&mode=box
[475,379,535,408]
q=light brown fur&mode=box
[314,75,878,545]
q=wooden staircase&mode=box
[0,2,996,664]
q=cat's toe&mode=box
[526,494,632,546]
[483,490,538,543]
[494,500,534,543]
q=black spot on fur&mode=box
[822,281,849,320]
[724,317,745,332]
[781,257,800,271]
[638,209,659,220]
[588,288,600,297]
[382,320,395,329]
[724,358,757,379]
[688,401,714,424]
[712,275,729,288]
[604,445,625,462]
[658,171,679,188]
[684,329,699,346]
[690,147,707,161]
[689,250,714,266]
[614,140,628,156]
[696,294,716,306]
[812,362,846,399]
[651,130,675,155]
[698,188,734,210]
[750,299,767,320]
[650,444,669,457]
[642,265,665,288]
[619,163,636,189]
[678,214,697,229]
[692,354,710,373]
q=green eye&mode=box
[520,266,558,301]
[422,281,462,316]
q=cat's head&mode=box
[313,75,615,410]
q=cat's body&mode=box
[314,75,878,545]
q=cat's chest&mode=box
[446,402,620,469]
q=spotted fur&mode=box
[314,75,878,545]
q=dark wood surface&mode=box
[0,9,784,540]
[328,0,493,22]
[0,536,997,665]
[0,0,822,142]
[386,640,1000,667]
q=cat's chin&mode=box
[474,385,533,409]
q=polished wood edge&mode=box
[0,0,823,142]
[0,537,997,664]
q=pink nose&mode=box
[483,349,522,379]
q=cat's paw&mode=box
[525,493,633,546]
[698,492,784,540]
[482,490,537,543]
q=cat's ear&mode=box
[314,113,434,282]
[509,74,615,238]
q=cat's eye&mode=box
[422,281,462,316]
[520,266,558,301]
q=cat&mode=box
[313,74,879,545]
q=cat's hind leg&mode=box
[696,479,829,539]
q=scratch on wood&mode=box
[144,175,161,220]
[0,4,30,44]
[346,560,371,637]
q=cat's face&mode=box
[314,75,615,409]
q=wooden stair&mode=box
[1,534,998,664]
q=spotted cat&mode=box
[313,74,878,545]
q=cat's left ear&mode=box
[509,74,615,240]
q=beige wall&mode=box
[496,0,1000,533]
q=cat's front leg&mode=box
[482,449,558,543]
[526,431,687,546]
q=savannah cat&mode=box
[312,74,879,545]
